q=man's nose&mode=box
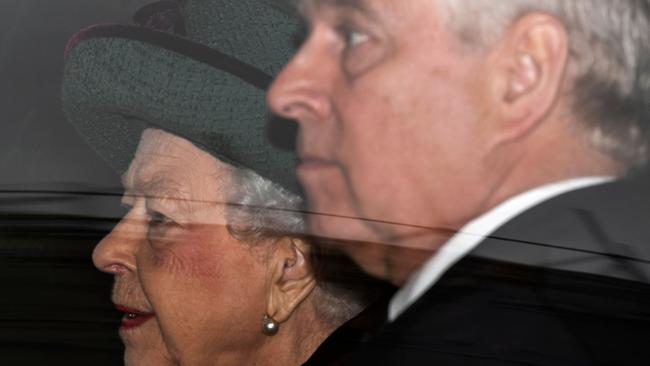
[267,37,334,125]
[93,211,145,275]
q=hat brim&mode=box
[62,24,299,193]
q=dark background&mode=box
[3,1,650,365]
[0,1,149,365]
[0,0,152,214]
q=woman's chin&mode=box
[120,317,176,366]
[124,348,177,366]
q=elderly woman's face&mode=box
[93,129,273,365]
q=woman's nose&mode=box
[93,211,145,275]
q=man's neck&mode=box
[387,175,617,321]
[385,229,455,286]
[483,129,624,218]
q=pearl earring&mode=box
[262,314,279,336]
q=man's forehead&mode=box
[298,0,423,24]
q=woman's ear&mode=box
[266,237,317,323]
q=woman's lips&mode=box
[115,305,154,330]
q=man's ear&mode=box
[266,237,316,323]
[485,12,569,145]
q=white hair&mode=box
[225,167,373,325]
[225,167,305,241]
[438,0,650,167]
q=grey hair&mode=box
[439,0,650,168]
[225,167,305,241]
[224,167,371,325]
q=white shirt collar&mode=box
[388,176,615,322]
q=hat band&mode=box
[65,24,273,90]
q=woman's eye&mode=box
[149,211,172,227]
[147,209,177,245]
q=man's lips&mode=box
[115,304,154,330]
[298,156,337,170]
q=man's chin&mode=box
[309,217,440,284]
[343,242,393,280]
[342,243,436,286]
[308,218,391,278]
[307,210,380,242]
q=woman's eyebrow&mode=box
[135,176,200,216]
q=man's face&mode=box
[93,129,272,365]
[268,0,493,280]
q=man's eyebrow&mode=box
[299,0,374,17]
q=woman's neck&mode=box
[256,303,337,366]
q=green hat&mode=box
[62,0,301,194]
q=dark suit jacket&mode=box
[343,179,650,365]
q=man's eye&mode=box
[336,23,369,49]
[346,31,369,47]
[337,24,382,78]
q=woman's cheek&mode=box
[147,246,187,274]
[144,229,222,279]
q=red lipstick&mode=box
[115,305,154,330]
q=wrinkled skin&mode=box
[93,129,277,365]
